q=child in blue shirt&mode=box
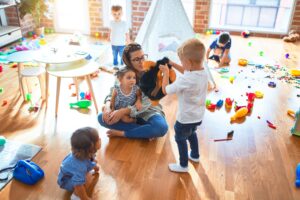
[206,32,231,67]
[57,127,101,200]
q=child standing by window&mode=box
[110,66,142,124]
[109,5,130,69]
[57,127,101,200]
[161,38,208,172]
[206,32,232,67]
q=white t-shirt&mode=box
[166,70,208,124]
[109,20,128,46]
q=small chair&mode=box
[19,65,45,101]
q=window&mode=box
[209,0,296,34]
[102,0,132,28]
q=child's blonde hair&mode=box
[71,127,99,160]
[177,38,205,65]
[111,5,122,12]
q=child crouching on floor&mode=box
[57,127,101,200]
[162,38,208,172]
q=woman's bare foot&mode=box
[106,129,125,137]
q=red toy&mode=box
[225,98,234,109]
[247,102,254,112]
[246,92,256,102]
[207,103,216,110]
[2,100,7,107]
[0,65,3,72]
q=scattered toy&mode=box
[2,100,7,106]
[268,81,276,88]
[230,107,248,122]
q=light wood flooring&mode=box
[0,34,300,200]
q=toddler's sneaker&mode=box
[168,163,188,173]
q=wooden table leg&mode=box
[45,64,50,108]
[86,75,98,113]
[17,63,25,100]
[55,77,61,117]
[73,77,79,100]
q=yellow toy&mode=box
[238,58,248,66]
[229,76,234,84]
[290,69,300,76]
[254,91,264,98]
[230,107,248,122]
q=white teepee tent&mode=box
[135,0,194,61]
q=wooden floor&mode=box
[0,34,300,200]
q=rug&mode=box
[0,140,42,190]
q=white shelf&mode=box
[0,25,20,36]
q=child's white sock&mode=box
[188,152,200,163]
[168,163,188,173]
[70,193,80,200]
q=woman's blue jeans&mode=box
[98,113,168,139]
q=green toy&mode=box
[291,107,300,136]
[248,42,252,47]
[70,100,91,109]
[0,87,3,94]
[26,93,32,102]
[259,51,264,56]
[0,136,6,146]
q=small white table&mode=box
[6,50,36,99]
[34,48,89,108]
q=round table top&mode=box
[6,50,36,63]
[47,60,100,78]
[34,47,88,64]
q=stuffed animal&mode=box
[139,57,176,105]
[283,30,300,43]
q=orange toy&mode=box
[238,58,248,66]
[230,107,248,122]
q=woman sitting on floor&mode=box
[98,43,169,139]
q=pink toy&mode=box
[246,92,256,102]
[85,92,91,100]
[0,65,2,72]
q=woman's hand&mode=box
[107,108,127,125]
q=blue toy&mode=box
[13,160,44,185]
[216,100,224,108]
[291,107,300,136]
[268,81,276,88]
[296,163,300,187]
[79,92,85,100]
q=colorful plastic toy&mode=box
[0,65,2,72]
[225,98,234,109]
[95,32,100,38]
[285,53,290,59]
[267,120,276,129]
[296,163,300,187]
[230,107,248,122]
[218,68,229,74]
[247,102,253,112]
[248,42,252,47]
[70,100,91,109]
[207,103,216,110]
[291,107,300,136]
[229,76,234,84]
[0,87,3,94]
[259,51,264,57]
[254,91,264,98]
[216,100,223,108]
[290,69,300,76]
[0,136,6,146]
[25,93,32,102]
[287,109,295,118]
[246,92,256,102]
[238,58,248,66]
[268,81,276,88]
[241,30,250,38]
[205,99,211,107]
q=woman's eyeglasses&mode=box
[131,54,148,63]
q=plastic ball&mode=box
[45,28,49,34]
[205,30,211,35]
[95,32,100,37]
[40,34,44,38]
[80,92,85,99]
[216,30,220,34]
[28,32,33,37]
[33,34,38,39]
[50,29,55,33]
[213,30,216,34]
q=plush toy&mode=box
[139,57,176,105]
[283,30,300,43]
